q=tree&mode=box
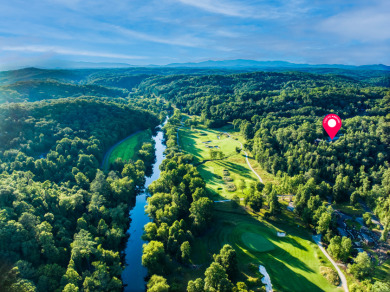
[213,245,238,280]
[256,182,265,192]
[209,150,218,160]
[317,211,332,235]
[189,197,213,233]
[248,192,263,212]
[187,278,204,292]
[204,262,232,292]
[180,241,191,264]
[235,147,241,154]
[63,283,80,292]
[363,212,372,227]
[269,191,281,216]
[340,236,352,262]
[234,282,249,292]
[328,236,349,261]
[74,172,89,190]
[70,230,97,270]
[90,170,110,198]
[147,275,169,292]
[333,174,351,203]
[371,281,390,292]
[142,241,167,275]
[348,252,373,279]
[239,179,246,194]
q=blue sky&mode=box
[0,0,389,68]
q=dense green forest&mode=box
[0,80,128,103]
[0,98,161,291]
[1,67,389,291]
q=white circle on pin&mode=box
[328,119,336,128]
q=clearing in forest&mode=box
[103,130,151,171]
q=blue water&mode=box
[122,127,166,292]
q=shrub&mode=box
[320,266,340,286]
[223,176,233,182]
[226,183,237,192]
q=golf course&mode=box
[177,123,342,291]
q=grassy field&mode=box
[103,130,151,171]
[177,124,342,291]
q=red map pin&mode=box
[323,114,342,140]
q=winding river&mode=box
[121,123,167,292]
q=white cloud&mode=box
[175,0,309,19]
[319,1,390,41]
[1,45,148,60]
[108,24,207,48]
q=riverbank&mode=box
[121,122,168,292]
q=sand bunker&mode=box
[259,265,273,292]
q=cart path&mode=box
[313,235,348,292]
[237,140,263,183]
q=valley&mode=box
[0,67,389,292]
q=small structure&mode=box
[361,232,375,246]
[277,232,286,237]
[287,202,294,212]
[314,138,322,145]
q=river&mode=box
[121,123,167,292]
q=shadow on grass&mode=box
[209,204,325,291]
[217,160,254,180]
[179,129,204,162]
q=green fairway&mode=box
[103,130,151,171]
[241,232,275,253]
[187,203,341,292]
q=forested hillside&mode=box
[0,81,128,103]
[0,98,160,291]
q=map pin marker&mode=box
[323,114,342,140]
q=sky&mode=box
[0,0,389,68]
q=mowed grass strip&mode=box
[241,232,275,253]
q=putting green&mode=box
[241,232,275,252]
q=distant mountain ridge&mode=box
[164,59,390,71]
[1,59,389,71]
